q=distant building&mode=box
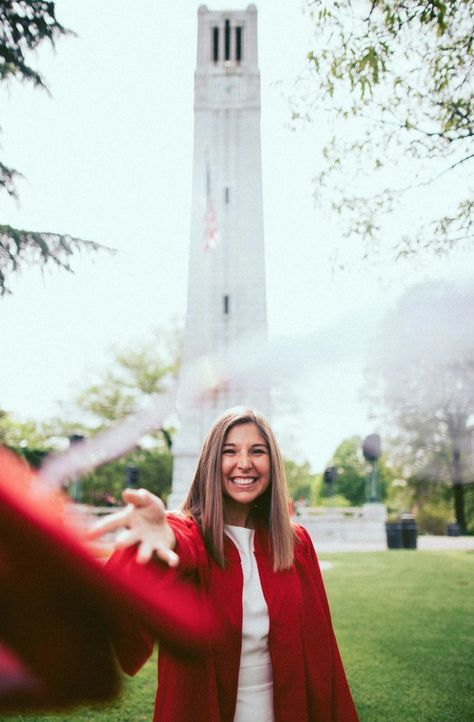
[168,5,270,508]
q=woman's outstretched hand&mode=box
[87,488,179,567]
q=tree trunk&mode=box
[452,448,466,533]
[453,484,466,533]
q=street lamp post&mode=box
[323,466,337,499]
[68,434,85,502]
[362,434,381,503]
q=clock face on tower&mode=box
[216,76,240,103]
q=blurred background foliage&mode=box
[1,309,473,532]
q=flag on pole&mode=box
[203,157,220,251]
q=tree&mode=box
[325,435,392,506]
[1,327,180,499]
[47,327,181,503]
[369,280,474,531]
[59,326,181,430]
[295,1,473,259]
[0,408,51,466]
[284,458,320,503]
[0,1,110,294]
[327,436,367,505]
[80,447,173,505]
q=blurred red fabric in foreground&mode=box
[0,447,212,712]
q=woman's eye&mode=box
[222,449,235,455]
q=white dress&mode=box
[225,525,275,722]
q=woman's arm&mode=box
[90,493,208,675]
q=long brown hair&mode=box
[181,408,295,571]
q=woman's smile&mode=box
[229,476,258,486]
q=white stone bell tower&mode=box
[168,4,270,508]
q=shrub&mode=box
[416,499,453,535]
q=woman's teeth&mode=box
[231,477,256,486]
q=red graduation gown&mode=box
[108,515,359,722]
[0,448,213,712]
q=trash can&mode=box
[446,522,460,537]
[401,514,417,549]
[385,521,403,549]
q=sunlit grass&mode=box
[326,551,474,722]
[3,551,473,722]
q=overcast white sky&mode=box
[1,0,472,469]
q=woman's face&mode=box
[221,422,271,510]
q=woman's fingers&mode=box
[83,489,178,567]
[154,546,180,568]
[86,490,162,541]
[123,488,166,523]
[136,541,154,565]
[85,505,133,540]
[115,527,140,549]
[122,488,152,507]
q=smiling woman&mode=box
[182,409,294,572]
[91,408,359,722]
[220,423,271,523]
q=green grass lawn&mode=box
[3,551,473,722]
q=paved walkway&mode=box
[313,535,474,553]
[417,534,474,551]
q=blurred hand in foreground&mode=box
[87,488,178,567]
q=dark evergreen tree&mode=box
[0,1,110,295]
